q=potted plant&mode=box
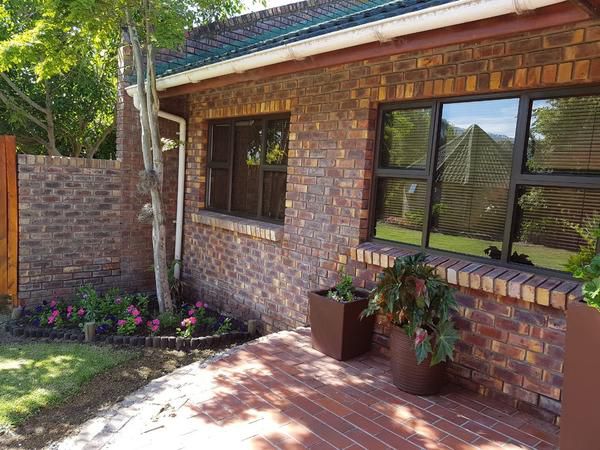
[560,254,600,449]
[308,273,375,361]
[361,253,458,395]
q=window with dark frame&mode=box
[207,115,289,223]
[371,88,600,273]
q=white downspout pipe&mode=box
[157,110,186,280]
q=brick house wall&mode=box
[161,18,600,424]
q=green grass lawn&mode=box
[0,343,135,429]
[375,222,574,272]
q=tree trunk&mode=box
[44,82,60,157]
[127,16,173,313]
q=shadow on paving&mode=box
[156,329,560,449]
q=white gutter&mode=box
[125,0,564,97]
[157,110,186,280]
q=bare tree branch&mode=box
[0,73,48,114]
[0,88,48,131]
[87,119,115,159]
[44,80,59,156]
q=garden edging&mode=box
[4,322,253,351]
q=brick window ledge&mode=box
[351,242,582,310]
[191,210,283,242]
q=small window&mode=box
[380,108,431,169]
[207,115,289,223]
[373,178,427,246]
[511,186,600,271]
[526,95,600,175]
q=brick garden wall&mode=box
[17,156,126,303]
[166,17,600,424]
[17,77,180,303]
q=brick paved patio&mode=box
[59,329,559,449]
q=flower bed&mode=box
[7,286,253,351]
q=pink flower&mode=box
[195,301,205,309]
[117,319,126,327]
[51,309,59,317]
[67,305,73,313]
[50,300,57,308]
[414,277,426,297]
[189,317,197,325]
[151,324,159,332]
[77,308,85,317]
[48,316,55,324]
[127,305,134,313]
[152,319,160,326]
[188,309,196,316]
[414,328,428,347]
[134,316,143,325]
[115,297,122,304]
[130,308,140,317]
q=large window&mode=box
[207,115,289,222]
[372,89,600,273]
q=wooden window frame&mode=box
[206,113,289,224]
[369,85,600,276]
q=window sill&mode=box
[351,242,582,310]
[191,210,283,242]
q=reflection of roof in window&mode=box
[436,124,512,188]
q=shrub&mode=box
[157,311,180,332]
[326,274,355,302]
[572,254,600,311]
[361,253,459,365]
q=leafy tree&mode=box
[64,0,248,311]
[0,0,116,158]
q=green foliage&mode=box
[216,317,232,335]
[0,0,117,158]
[572,254,600,311]
[158,311,180,332]
[361,253,458,365]
[564,215,600,274]
[326,273,356,303]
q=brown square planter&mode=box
[308,288,375,361]
[560,301,600,450]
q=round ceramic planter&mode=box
[389,325,446,396]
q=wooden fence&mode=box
[0,136,17,306]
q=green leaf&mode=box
[414,335,432,365]
[431,321,459,366]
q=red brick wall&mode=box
[16,50,181,303]
[350,257,566,424]
[172,18,600,424]
[17,156,129,302]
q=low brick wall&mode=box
[184,211,290,331]
[18,156,125,302]
[349,245,571,425]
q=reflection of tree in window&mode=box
[265,119,289,165]
[528,95,600,174]
[241,121,261,166]
[382,109,430,168]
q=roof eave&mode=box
[125,0,566,99]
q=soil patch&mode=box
[0,343,225,450]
